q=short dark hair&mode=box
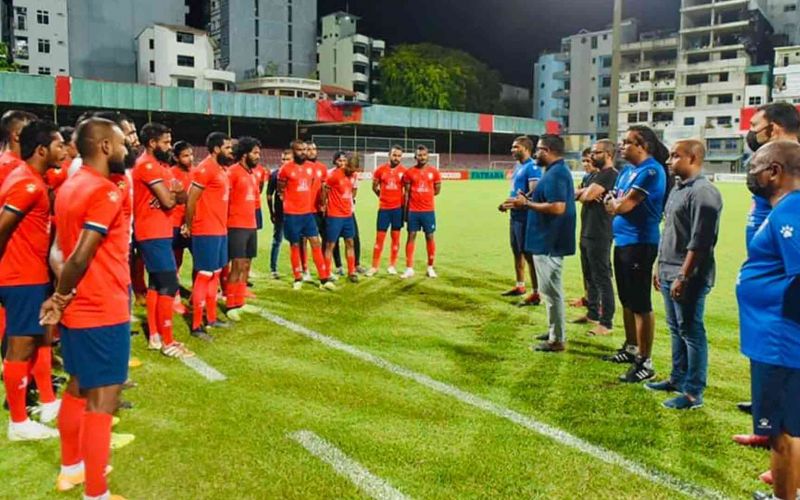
[173,140,192,157]
[233,136,261,161]
[206,131,230,151]
[90,111,132,127]
[20,120,60,161]
[582,147,592,157]
[75,117,118,159]
[0,110,38,146]
[305,140,317,147]
[290,139,306,149]
[59,126,75,146]
[140,122,171,148]
[416,145,428,153]
[513,135,534,153]
[390,144,404,153]
[538,134,565,155]
[758,102,800,134]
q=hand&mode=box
[670,279,686,301]
[180,224,191,238]
[498,203,507,213]
[39,297,64,326]
[51,290,76,309]
[652,274,661,292]
[171,179,184,192]
[603,193,617,215]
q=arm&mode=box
[579,183,607,203]
[321,184,330,215]
[671,188,722,299]
[0,209,23,261]
[605,188,646,215]
[149,181,177,210]
[403,181,411,221]
[434,182,442,196]
[182,184,203,237]
[277,179,287,201]
[372,178,381,197]
[172,178,188,205]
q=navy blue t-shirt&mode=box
[509,158,542,222]
[737,191,800,369]
[524,159,576,257]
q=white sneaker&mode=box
[320,279,337,291]
[426,266,438,278]
[387,266,398,275]
[227,308,242,322]
[147,334,162,351]
[8,419,59,441]
[365,267,377,277]
[271,271,281,280]
[292,280,303,290]
[129,315,141,325]
[302,272,314,283]
[249,270,261,279]
[39,400,61,424]
[400,268,415,279]
[329,273,339,282]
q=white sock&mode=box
[61,461,83,476]
[516,281,525,288]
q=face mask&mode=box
[153,148,171,164]
[746,168,772,199]
[747,125,772,152]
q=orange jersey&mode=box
[373,163,407,210]
[278,161,318,215]
[325,168,356,217]
[0,150,24,187]
[309,161,328,212]
[55,166,131,329]
[253,164,268,209]
[405,165,441,212]
[171,165,192,228]
[0,163,50,285]
[227,164,258,229]
[44,159,70,192]
[191,156,229,236]
[109,173,132,233]
[132,153,174,241]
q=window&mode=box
[255,19,259,36]
[717,116,732,126]
[719,72,729,82]
[785,4,797,11]
[14,37,29,59]
[599,113,609,127]
[685,95,696,107]
[628,113,639,123]
[591,36,598,49]
[212,82,227,91]
[15,7,27,31]
[37,38,50,54]
[541,65,545,71]
[721,50,737,60]
[540,100,544,107]
[749,96,763,105]
[18,65,29,73]
[630,73,639,83]
[688,53,709,64]
[38,66,50,75]
[653,112,673,122]
[684,117,695,126]
[149,60,155,73]
[590,115,595,122]
[177,55,195,67]
[654,91,674,102]
[639,91,649,101]
[540,82,545,89]
[36,9,49,24]
[638,112,648,122]
[149,39,154,50]
[709,93,733,104]
[640,71,650,81]
[602,57,612,68]
[628,93,639,104]
[288,5,293,22]
[686,74,709,85]
[581,37,587,44]
[601,76,611,88]
[603,34,608,40]
[176,31,195,44]
[592,57,596,64]
[176,78,194,88]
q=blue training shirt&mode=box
[524,159,576,257]
[509,158,542,222]
[746,194,771,247]
[611,156,667,247]
[737,191,800,369]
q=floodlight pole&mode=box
[608,0,623,143]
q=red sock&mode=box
[406,240,415,268]
[220,265,230,291]
[311,246,329,279]
[2,360,28,423]
[224,281,236,308]
[372,231,387,268]
[390,230,401,267]
[156,295,175,345]
[58,392,86,467]
[426,239,436,266]
[191,273,211,330]
[206,272,220,324]
[290,245,302,280]
[145,289,158,338]
[0,306,5,344]
[300,241,309,272]
[347,254,356,275]
[237,282,248,306]
[31,346,55,403]
[81,411,112,497]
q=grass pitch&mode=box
[0,181,767,499]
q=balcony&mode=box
[352,34,370,47]
[371,39,385,50]
[681,0,745,12]
[554,52,570,63]
[355,91,369,101]
[552,107,570,118]
[352,53,369,65]
[203,68,236,85]
[353,72,368,83]
[551,88,570,99]
[553,70,570,80]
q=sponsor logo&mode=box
[780,225,794,239]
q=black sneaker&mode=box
[737,401,753,414]
[191,327,214,342]
[349,274,359,283]
[535,333,550,341]
[603,347,636,364]
[620,362,655,383]
[246,280,254,288]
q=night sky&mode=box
[317,0,681,87]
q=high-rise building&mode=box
[1,0,69,76]
[772,45,800,103]
[764,0,800,44]
[67,0,187,82]
[533,52,567,124]
[316,11,384,102]
[210,0,317,81]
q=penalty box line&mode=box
[257,308,728,500]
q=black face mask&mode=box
[153,148,171,164]
[746,167,773,199]
[747,125,772,152]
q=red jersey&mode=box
[278,161,317,215]
[191,156,229,236]
[309,161,328,212]
[253,164,268,209]
[405,165,441,212]
[325,168,356,218]
[171,165,192,228]
[0,163,50,285]
[109,173,132,233]
[55,166,131,329]
[44,159,70,192]
[0,150,24,187]
[373,163,407,210]
[227,164,258,229]
[132,153,174,241]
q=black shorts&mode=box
[509,218,526,256]
[228,228,257,259]
[614,243,657,313]
[172,227,191,251]
[751,360,800,438]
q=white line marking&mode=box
[181,356,226,382]
[289,430,411,500]
[259,308,727,500]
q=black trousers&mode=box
[580,238,615,328]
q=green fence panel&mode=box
[362,104,412,128]
[469,170,506,180]
[0,73,53,105]
[130,84,161,111]
[278,97,316,121]
[494,115,544,136]
[452,111,480,132]
[409,108,438,129]
[209,91,234,116]
[160,87,209,114]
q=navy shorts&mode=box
[377,208,404,232]
[284,213,319,244]
[228,228,258,259]
[61,322,130,390]
[138,238,177,273]
[172,227,191,251]
[255,208,264,230]
[326,216,355,241]
[0,284,50,336]
[751,360,800,438]
[407,211,436,234]
[192,235,228,272]
[509,218,527,256]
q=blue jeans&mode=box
[661,280,711,398]
[270,218,284,272]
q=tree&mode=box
[378,44,501,113]
[0,43,19,73]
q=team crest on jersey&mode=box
[25,183,36,193]
[145,163,153,170]
[780,225,794,239]
[306,168,312,175]
[427,173,433,180]
[108,190,120,203]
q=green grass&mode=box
[0,181,766,499]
